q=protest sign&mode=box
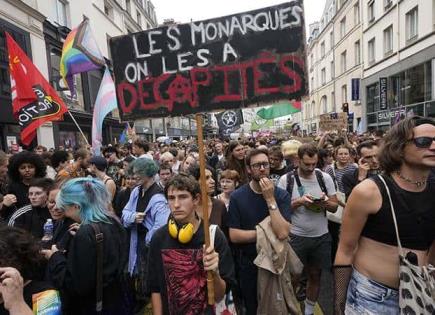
[110,1,307,120]
[319,113,348,131]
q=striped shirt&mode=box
[325,163,357,192]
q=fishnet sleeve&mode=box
[333,265,352,315]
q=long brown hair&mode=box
[225,141,248,184]
[378,116,435,174]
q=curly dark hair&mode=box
[0,225,45,280]
[7,151,47,183]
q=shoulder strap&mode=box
[376,175,404,256]
[90,223,104,314]
[286,170,305,197]
[315,169,328,195]
[293,173,305,196]
[286,171,294,196]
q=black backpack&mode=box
[286,169,328,197]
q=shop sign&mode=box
[377,108,405,123]
[379,77,388,110]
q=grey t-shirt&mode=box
[277,170,336,237]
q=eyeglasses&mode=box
[250,162,270,170]
[409,137,435,148]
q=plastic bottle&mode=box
[42,218,54,249]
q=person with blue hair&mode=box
[41,177,131,315]
[121,158,170,312]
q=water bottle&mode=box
[42,218,54,249]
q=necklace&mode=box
[395,171,427,187]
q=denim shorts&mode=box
[345,268,399,315]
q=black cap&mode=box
[89,156,107,171]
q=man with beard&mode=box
[56,148,91,181]
[277,144,338,315]
[341,140,380,199]
[228,148,292,314]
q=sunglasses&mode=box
[409,137,435,148]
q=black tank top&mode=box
[361,175,435,250]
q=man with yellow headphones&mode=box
[147,174,235,315]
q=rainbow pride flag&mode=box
[60,18,105,97]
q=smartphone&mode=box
[311,196,325,202]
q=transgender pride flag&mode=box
[92,67,118,155]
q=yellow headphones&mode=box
[168,217,195,244]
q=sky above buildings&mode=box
[154,0,326,36]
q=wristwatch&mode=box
[268,204,278,211]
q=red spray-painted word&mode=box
[117,53,305,114]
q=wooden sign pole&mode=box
[195,113,215,305]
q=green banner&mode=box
[256,101,301,120]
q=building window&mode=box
[137,12,141,26]
[321,68,326,85]
[354,40,361,65]
[341,50,347,74]
[340,17,346,39]
[330,31,334,48]
[399,63,428,106]
[52,0,68,27]
[126,0,131,14]
[406,7,418,42]
[384,0,393,11]
[367,83,380,113]
[104,1,114,19]
[310,54,314,67]
[321,96,328,114]
[331,61,335,79]
[368,0,375,23]
[342,85,348,103]
[368,38,375,64]
[311,77,314,92]
[383,25,393,55]
[321,41,325,58]
[354,2,360,25]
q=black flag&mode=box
[215,109,244,137]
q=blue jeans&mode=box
[345,268,399,315]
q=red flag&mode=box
[6,32,68,145]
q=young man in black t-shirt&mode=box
[147,174,235,315]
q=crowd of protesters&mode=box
[0,116,434,315]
